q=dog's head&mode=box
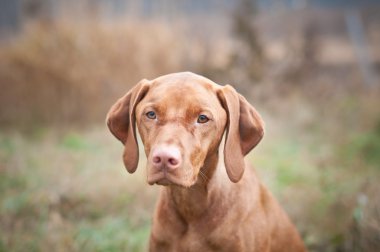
[106,72,264,187]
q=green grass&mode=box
[74,217,150,252]
[0,128,155,252]
[1,119,379,251]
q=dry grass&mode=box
[0,20,189,128]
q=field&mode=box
[1,89,380,251]
[1,6,380,252]
[1,127,154,251]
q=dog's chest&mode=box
[152,218,244,252]
[188,226,243,251]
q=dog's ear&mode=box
[106,79,150,173]
[217,85,264,183]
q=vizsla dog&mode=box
[107,72,306,252]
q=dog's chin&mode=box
[147,175,196,188]
[155,178,172,186]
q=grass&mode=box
[1,99,380,251]
[250,91,380,251]
[0,127,157,252]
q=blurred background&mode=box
[1,0,380,251]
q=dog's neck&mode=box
[165,151,230,222]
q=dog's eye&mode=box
[146,111,156,119]
[197,114,209,124]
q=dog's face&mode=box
[107,72,264,187]
[135,78,227,187]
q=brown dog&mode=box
[107,72,306,252]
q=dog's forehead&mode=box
[153,72,217,86]
[144,72,220,106]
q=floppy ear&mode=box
[217,85,265,182]
[106,79,150,173]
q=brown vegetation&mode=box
[0,20,187,128]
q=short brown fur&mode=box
[106,72,307,252]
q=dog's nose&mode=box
[151,146,181,170]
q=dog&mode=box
[106,72,306,252]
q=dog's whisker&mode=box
[199,170,208,183]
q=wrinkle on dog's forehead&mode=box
[145,77,220,112]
